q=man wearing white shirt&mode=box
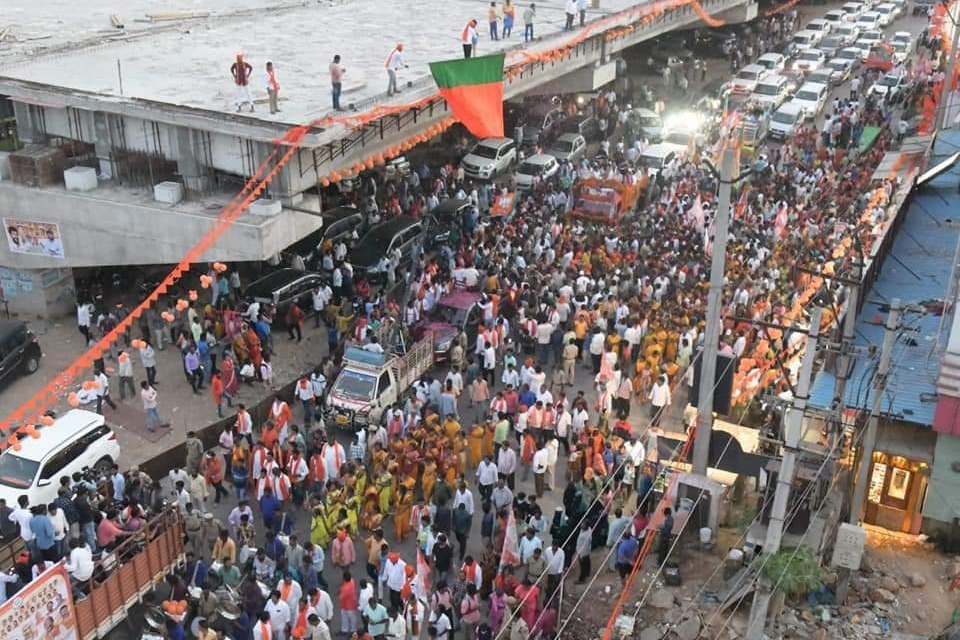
[544,540,565,598]
[497,444,518,490]
[452,482,475,516]
[10,496,34,552]
[532,444,549,498]
[476,457,498,502]
[309,587,334,624]
[381,554,407,610]
[66,537,95,582]
[518,528,543,564]
[264,590,291,640]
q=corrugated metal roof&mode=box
[808,131,960,426]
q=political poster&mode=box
[0,563,79,640]
[4,218,65,258]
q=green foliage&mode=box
[760,547,823,600]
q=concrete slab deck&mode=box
[1,0,657,127]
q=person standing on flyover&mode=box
[265,61,281,114]
[523,3,536,42]
[462,19,480,58]
[230,52,254,113]
[330,54,345,111]
[385,44,407,97]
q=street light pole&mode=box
[692,145,737,476]
[745,307,824,640]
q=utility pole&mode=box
[849,299,902,523]
[692,145,737,476]
[745,307,823,640]
[939,0,960,130]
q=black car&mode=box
[244,269,329,322]
[285,206,364,269]
[349,216,425,277]
[559,116,603,143]
[0,320,41,384]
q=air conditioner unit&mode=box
[153,181,184,205]
[64,166,99,192]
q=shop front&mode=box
[861,422,936,534]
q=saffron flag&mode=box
[414,549,431,601]
[429,53,505,139]
[498,508,522,573]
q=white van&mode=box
[0,410,120,508]
[769,102,807,140]
[514,153,559,191]
[856,11,881,29]
[792,82,829,116]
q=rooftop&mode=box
[808,130,960,426]
[0,0,647,128]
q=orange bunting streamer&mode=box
[67,393,80,407]
[0,0,732,444]
[40,415,55,426]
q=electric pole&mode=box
[745,307,823,640]
[692,144,737,476]
[849,299,901,523]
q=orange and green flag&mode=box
[429,53,505,139]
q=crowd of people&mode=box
[40,7,944,640]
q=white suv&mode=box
[461,138,517,180]
[0,410,120,508]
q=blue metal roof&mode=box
[808,131,960,426]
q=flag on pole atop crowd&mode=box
[429,53,505,138]
[414,549,431,601]
[498,507,522,573]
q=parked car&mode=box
[805,19,832,40]
[630,108,664,142]
[913,0,936,16]
[826,58,854,83]
[750,74,794,109]
[836,46,864,67]
[514,154,560,191]
[789,30,819,54]
[818,35,847,59]
[0,320,41,384]
[547,133,587,162]
[849,39,874,61]
[792,82,830,115]
[756,52,787,73]
[841,1,866,18]
[285,206,364,269]
[460,138,517,180]
[806,68,836,87]
[0,410,119,508]
[859,29,883,46]
[891,37,911,63]
[769,101,808,139]
[871,71,906,99]
[856,11,882,30]
[874,2,898,24]
[349,216,425,278]
[245,268,329,320]
[637,142,687,177]
[518,104,564,146]
[891,31,911,47]
[834,23,861,45]
[794,48,827,72]
[730,63,769,94]
[823,9,850,24]
[415,290,483,361]
[560,115,603,142]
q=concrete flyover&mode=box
[0,0,755,275]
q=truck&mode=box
[324,333,434,431]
